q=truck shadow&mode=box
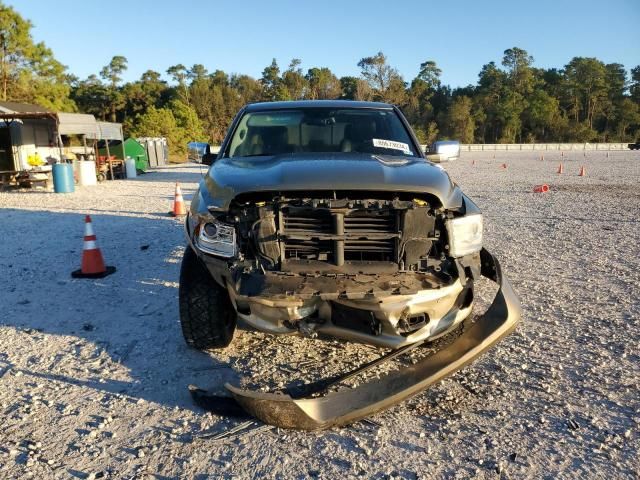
[1,207,396,418]
[0,208,242,411]
[0,207,527,425]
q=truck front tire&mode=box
[179,246,236,349]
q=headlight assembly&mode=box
[445,214,483,257]
[196,220,236,258]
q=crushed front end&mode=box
[187,190,484,349]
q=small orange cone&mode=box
[579,165,586,176]
[501,163,507,169]
[533,184,549,193]
[557,163,564,174]
[171,182,187,216]
[72,215,116,278]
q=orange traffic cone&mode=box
[171,182,187,216]
[501,163,507,169]
[579,165,586,176]
[72,215,116,278]
[557,163,564,174]
[533,184,549,193]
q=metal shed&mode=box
[1,103,58,171]
[0,102,124,171]
[87,121,125,180]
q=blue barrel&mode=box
[52,163,75,193]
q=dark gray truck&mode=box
[180,100,521,429]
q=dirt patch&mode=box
[551,183,640,198]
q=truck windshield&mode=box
[225,108,418,158]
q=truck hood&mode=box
[198,153,463,211]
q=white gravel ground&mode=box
[0,151,639,479]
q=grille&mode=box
[282,209,397,263]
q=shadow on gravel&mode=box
[135,166,208,184]
[0,206,512,419]
[0,208,241,411]
[11,204,179,218]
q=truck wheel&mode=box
[179,246,236,349]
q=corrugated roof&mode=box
[57,112,98,136]
[96,121,123,140]
[0,101,52,114]
[0,105,123,138]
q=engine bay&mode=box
[216,191,457,281]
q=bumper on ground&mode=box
[224,248,521,430]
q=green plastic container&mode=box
[97,138,149,172]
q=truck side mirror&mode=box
[201,153,216,166]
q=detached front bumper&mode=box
[224,248,521,430]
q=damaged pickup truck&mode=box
[181,100,521,430]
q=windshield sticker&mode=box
[372,139,411,154]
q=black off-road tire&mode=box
[179,246,236,349]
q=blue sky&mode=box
[9,0,640,87]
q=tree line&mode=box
[2,2,639,157]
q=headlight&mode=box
[196,220,236,258]
[445,214,483,257]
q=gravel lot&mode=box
[1,151,639,479]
